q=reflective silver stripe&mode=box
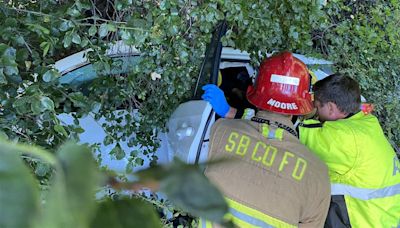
[331,183,400,200]
[200,218,207,228]
[229,207,275,228]
[268,129,276,139]
[242,108,255,120]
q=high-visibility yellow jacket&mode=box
[299,111,400,228]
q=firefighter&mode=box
[299,74,400,228]
[200,52,330,227]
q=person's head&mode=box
[312,73,361,121]
[246,51,313,116]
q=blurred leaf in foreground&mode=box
[133,159,229,223]
[0,141,39,228]
[91,197,161,228]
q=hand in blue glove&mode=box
[201,84,230,117]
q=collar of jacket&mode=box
[255,111,296,131]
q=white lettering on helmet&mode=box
[267,98,276,106]
[267,98,298,110]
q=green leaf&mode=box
[75,127,85,134]
[120,29,131,41]
[68,92,89,108]
[30,98,42,114]
[42,70,54,82]
[27,23,50,35]
[34,162,51,177]
[13,97,31,114]
[81,38,89,47]
[63,32,73,48]
[31,96,55,114]
[54,125,68,137]
[35,143,100,228]
[171,8,179,16]
[110,143,125,160]
[42,69,60,82]
[72,32,82,44]
[159,0,167,10]
[4,65,18,76]
[41,96,54,111]
[107,23,117,32]
[4,18,18,27]
[1,47,16,62]
[98,24,109,38]
[0,68,7,84]
[90,198,161,228]
[58,143,100,224]
[91,102,101,113]
[0,44,7,54]
[15,35,26,46]
[76,1,90,11]
[104,135,114,146]
[88,26,97,36]
[0,141,39,228]
[59,21,71,32]
[135,157,144,166]
[40,41,50,57]
[67,8,80,17]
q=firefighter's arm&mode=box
[225,107,237,119]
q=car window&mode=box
[59,55,140,88]
[192,20,227,99]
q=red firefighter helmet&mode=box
[246,51,313,115]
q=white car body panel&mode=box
[167,100,214,164]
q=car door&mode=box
[166,21,227,164]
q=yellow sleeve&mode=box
[299,120,358,182]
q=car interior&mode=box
[219,66,255,112]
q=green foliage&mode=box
[0,140,229,227]
[0,0,327,172]
[315,0,400,148]
[221,0,325,63]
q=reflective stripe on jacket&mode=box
[199,198,297,228]
[299,111,400,228]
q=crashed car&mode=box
[55,22,334,175]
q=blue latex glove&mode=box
[201,84,230,117]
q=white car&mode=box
[55,23,333,176]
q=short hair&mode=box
[313,73,361,114]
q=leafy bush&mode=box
[316,0,400,150]
[0,0,328,170]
